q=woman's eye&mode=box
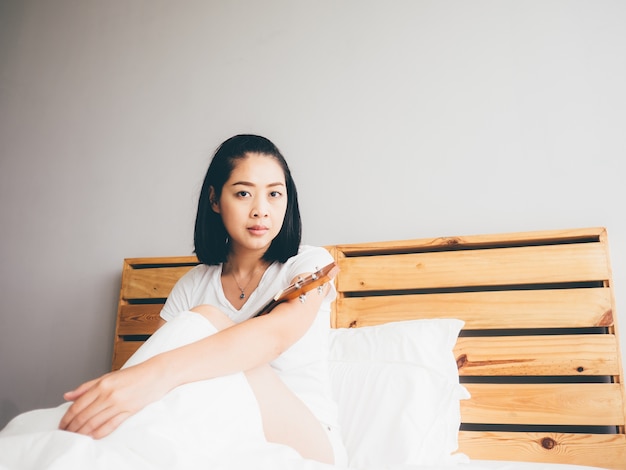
[270,191,282,198]
[236,191,251,198]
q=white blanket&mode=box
[0,312,313,469]
[0,393,316,470]
[0,398,611,470]
[0,313,611,470]
[0,405,610,470]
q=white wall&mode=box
[1,0,625,428]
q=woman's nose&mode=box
[252,198,269,217]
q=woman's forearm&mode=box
[153,315,282,390]
[154,299,318,390]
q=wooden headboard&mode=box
[112,227,626,469]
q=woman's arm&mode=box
[59,279,330,438]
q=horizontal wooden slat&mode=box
[124,256,199,266]
[335,288,613,329]
[111,341,143,371]
[455,335,619,376]
[461,383,625,426]
[336,227,606,256]
[458,431,626,470]
[337,242,609,292]
[117,304,163,335]
[123,265,196,299]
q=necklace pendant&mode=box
[240,292,245,299]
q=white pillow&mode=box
[328,319,470,468]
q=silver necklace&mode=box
[231,269,257,299]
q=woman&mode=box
[1,135,346,468]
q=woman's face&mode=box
[212,153,288,257]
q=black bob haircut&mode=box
[194,134,302,265]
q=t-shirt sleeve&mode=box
[287,246,337,304]
[160,266,200,322]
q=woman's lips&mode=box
[248,225,269,236]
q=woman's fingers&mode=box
[59,386,96,431]
[65,397,118,435]
[58,361,168,439]
[59,373,120,434]
[70,403,130,438]
[90,410,132,439]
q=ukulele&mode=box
[253,262,339,317]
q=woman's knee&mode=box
[189,305,234,331]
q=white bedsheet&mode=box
[0,387,610,470]
[0,408,610,470]
[0,394,610,470]
[0,313,611,470]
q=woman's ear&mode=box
[208,186,220,214]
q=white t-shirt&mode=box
[160,245,339,428]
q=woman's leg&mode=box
[190,305,334,464]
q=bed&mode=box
[109,227,626,470]
[2,227,623,470]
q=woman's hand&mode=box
[58,358,170,439]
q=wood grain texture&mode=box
[335,288,612,329]
[117,304,163,335]
[462,383,624,426]
[455,334,619,376]
[122,265,197,299]
[458,431,626,469]
[337,243,609,292]
[334,227,606,255]
[111,341,142,371]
